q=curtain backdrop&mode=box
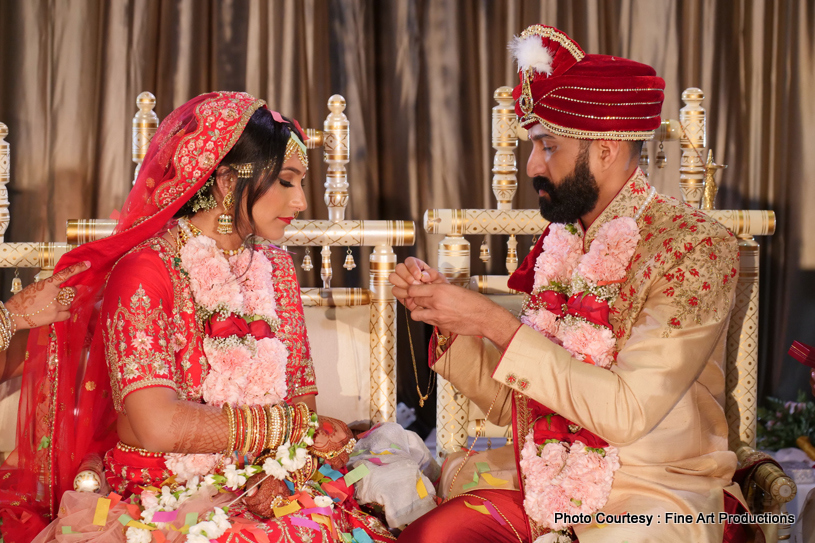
[0,0,812,418]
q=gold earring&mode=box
[217,191,234,235]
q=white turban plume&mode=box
[509,35,554,76]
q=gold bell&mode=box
[656,143,667,169]
[343,248,356,270]
[301,248,313,271]
[479,240,490,263]
[11,269,22,294]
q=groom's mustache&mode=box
[533,176,556,195]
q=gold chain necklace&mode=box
[179,218,245,256]
[404,304,436,408]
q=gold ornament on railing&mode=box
[479,240,490,263]
[656,142,667,169]
[639,143,650,176]
[10,269,21,294]
[320,245,332,288]
[343,247,356,270]
[702,149,726,211]
[301,248,313,271]
[506,235,518,274]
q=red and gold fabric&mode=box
[102,236,317,415]
[510,25,665,140]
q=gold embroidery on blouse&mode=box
[105,284,176,412]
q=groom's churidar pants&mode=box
[397,489,530,542]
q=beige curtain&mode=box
[0,0,812,407]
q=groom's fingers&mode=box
[403,257,428,282]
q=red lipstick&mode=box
[279,217,294,225]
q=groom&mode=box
[391,24,750,543]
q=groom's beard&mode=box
[533,152,600,224]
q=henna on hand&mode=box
[242,473,288,518]
[5,260,90,330]
[311,416,353,470]
[167,400,229,453]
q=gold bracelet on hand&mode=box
[223,404,236,455]
[0,303,14,352]
[241,405,254,456]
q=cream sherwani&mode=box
[434,169,745,543]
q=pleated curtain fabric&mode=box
[0,0,812,403]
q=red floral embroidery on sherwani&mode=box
[431,168,742,542]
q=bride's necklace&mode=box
[177,217,245,256]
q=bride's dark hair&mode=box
[175,107,304,240]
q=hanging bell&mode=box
[479,240,490,263]
[11,275,22,294]
[301,248,314,271]
[343,248,356,270]
[656,143,667,169]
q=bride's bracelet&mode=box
[0,302,16,352]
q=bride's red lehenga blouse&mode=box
[0,91,393,543]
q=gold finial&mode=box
[702,149,726,210]
[327,94,346,114]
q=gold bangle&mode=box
[269,404,284,450]
[252,405,265,456]
[241,405,254,455]
[0,303,12,352]
[223,404,236,454]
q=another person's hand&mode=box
[390,257,447,311]
[311,415,353,470]
[4,261,90,331]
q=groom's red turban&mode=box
[511,25,665,140]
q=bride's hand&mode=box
[5,261,91,331]
[242,473,289,518]
[311,416,353,470]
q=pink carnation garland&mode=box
[520,218,639,533]
[167,223,289,481]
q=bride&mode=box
[0,92,394,543]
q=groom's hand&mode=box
[389,257,447,311]
[407,283,521,351]
[406,283,487,337]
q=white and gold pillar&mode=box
[679,88,706,207]
[492,86,518,210]
[368,244,396,423]
[323,95,350,222]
